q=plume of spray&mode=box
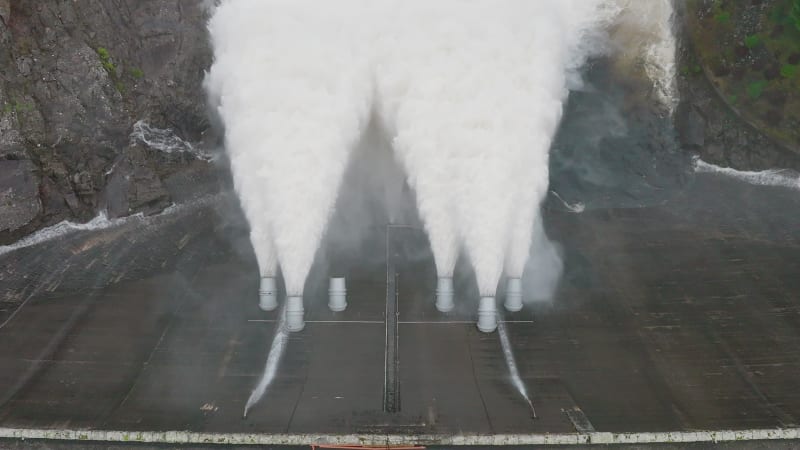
[205,0,373,297]
[607,0,678,113]
[375,0,613,301]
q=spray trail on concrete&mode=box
[206,0,372,296]
[244,306,290,418]
[695,158,800,191]
[497,320,536,418]
[0,194,221,257]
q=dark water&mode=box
[550,59,692,211]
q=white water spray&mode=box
[0,194,220,257]
[374,1,612,323]
[609,0,678,113]
[497,320,536,418]
[130,120,213,161]
[206,0,678,333]
[243,306,290,418]
[695,158,800,191]
[206,1,373,325]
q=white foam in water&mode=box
[0,212,130,257]
[0,194,220,257]
[695,158,800,191]
[550,190,586,214]
[609,0,678,113]
[130,120,213,161]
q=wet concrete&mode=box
[0,171,799,444]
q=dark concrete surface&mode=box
[2,441,800,450]
[0,171,799,447]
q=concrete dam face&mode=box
[1,1,800,448]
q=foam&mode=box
[694,158,800,191]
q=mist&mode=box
[205,0,677,326]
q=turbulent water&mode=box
[130,120,213,161]
[206,1,373,297]
[202,0,680,412]
[694,158,800,191]
[205,0,677,304]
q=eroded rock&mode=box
[1,0,215,243]
[0,159,41,234]
[103,145,171,219]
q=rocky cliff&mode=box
[0,0,217,244]
[675,0,800,171]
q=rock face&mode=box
[0,0,215,244]
[103,145,171,219]
[674,0,800,171]
[0,159,41,234]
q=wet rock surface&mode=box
[0,0,216,244]
[0,159,40,234]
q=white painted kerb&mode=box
[0,427,799,445]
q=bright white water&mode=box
[611,0,678,113]
[206,0,372,295]
[205,0,677,303]
[694,158,800,191]
[0,195,219,257]
[498,320,536,418]
[130,120,213,161]
[373,0,615,296]
[243,307,290,418]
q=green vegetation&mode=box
[96,46,141,93]
[96,46,116,74]
[679,63,703,77]
[792,0,800,31]
[2,99,34,115]
[744,34,760,48]
[687,0,800,147]
[747,80,768,99]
